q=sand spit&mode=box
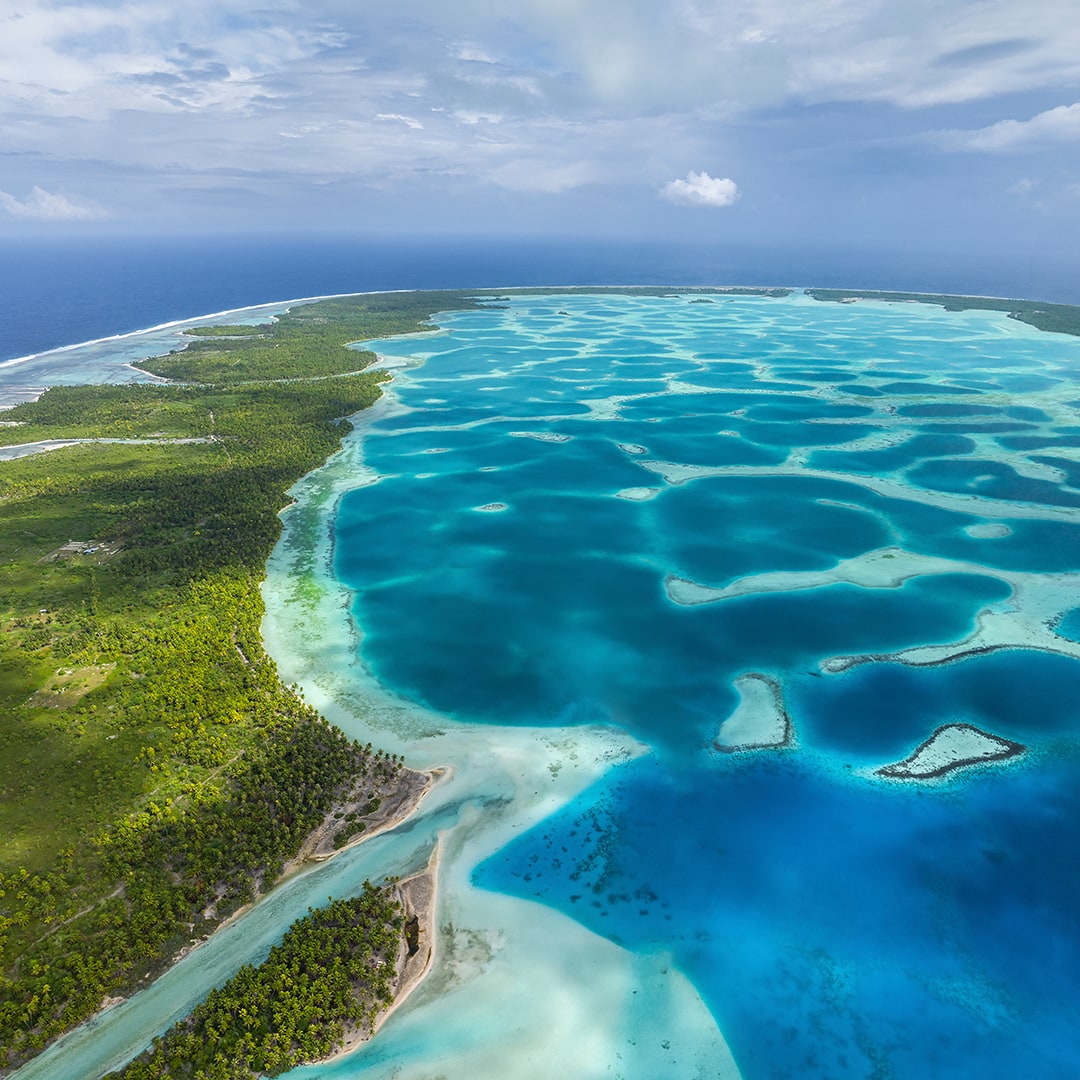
[714,673,792,752]
[876,723,1024,779]
[321,845,441,1066]
[285,767,437,872]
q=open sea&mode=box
[5,236,1080,1080]
[3,235,1080,364]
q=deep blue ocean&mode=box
[3,234,1080,363]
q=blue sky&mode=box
[2,0,1079,259]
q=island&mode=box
[876,723,1025,779]
[713,673,792,752]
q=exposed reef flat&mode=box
[508,430,571,442]
[639,460,1080,523]
[964,523,1013,538]
[666,547,979,606]
[664,547,1080,673]
[876,723,1025,779]
[714,673,791,752]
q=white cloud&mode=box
[0,186,104,220]
[452,42,498,64]
[949,102,1080,151]
[2,0,1080,232]
[376,113,424,130]
[661,171,740,208]
[501,0,1080,110]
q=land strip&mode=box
[0,291,484,1073]
[806,288,1080,337]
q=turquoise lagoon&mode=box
[12,290,1080,1079]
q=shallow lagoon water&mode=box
[332,292,1080,1077]
[9,290,1080,1079]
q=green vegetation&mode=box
[108,886,402,1080]
[137,291,488,384]
[183,325,269,338]
[493,286,793,300]
[805,288,1080,338]
[0,291,483,1073]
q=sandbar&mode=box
[714,673,791,752]
[508,430,571,443]
[876,723,1024,779]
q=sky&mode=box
[2,0,1080,259]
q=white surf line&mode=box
[0,304,285,370]
[0,288,466,371]
[639,460,1080,523]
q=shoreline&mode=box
[6,283,1077,372]
[153,762,444,977]
[280,764,443,874]
[319,843,442,1066]
[0,296,334,369]
[875,722,1026,780]
[94,838,443,1080]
